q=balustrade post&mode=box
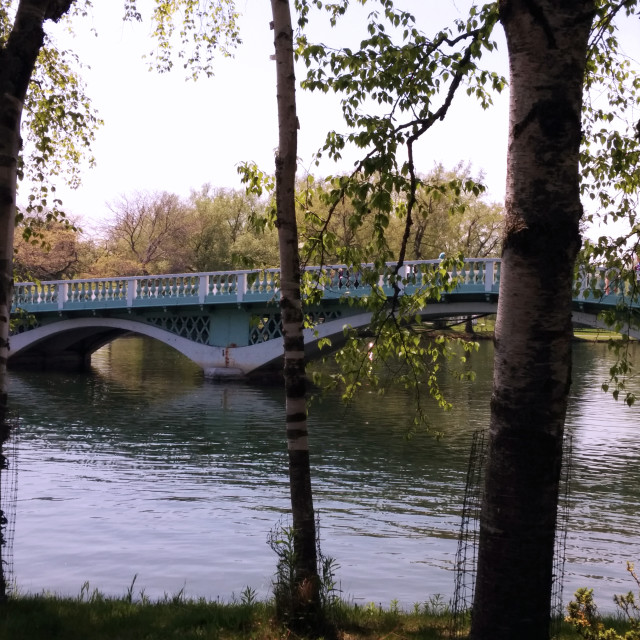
[236,273,246,303]
[399,264,410,290]
[126,279,135,307]
[485,261,495,292]
[199,276,207,304]
[57,283,68,310]
[577,267,587,299]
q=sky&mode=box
[33,1,510,234]
[34,1,638,239]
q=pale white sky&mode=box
[31,1,509,234]
[33,2,638,240]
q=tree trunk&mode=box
[270,0,321,628]
[470,2,594,639]
[0,0,75,603]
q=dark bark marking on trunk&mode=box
[0,185,14,208]
[503,217,581,257]
[286,414,307,426]
[490,388,569,432]
[280,292,302,307]
[522,0,557,48]
[286,429,308,441]
[513,96,582,142]
[45,0,74,21]
[283,335,304,351]
[283,373,305,398]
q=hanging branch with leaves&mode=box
[288,0,506,427]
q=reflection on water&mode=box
[7,337,640,611]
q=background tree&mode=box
[187,185,279,271]
[296,165,503,265]
[100,191,190,275]
[386,163,503,260]
[14,213,84,280]
[296,173,381,265]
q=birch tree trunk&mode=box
[270,0,321,628]
[470,2,594,638]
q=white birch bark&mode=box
[270,0,321,627]
[470,2,594,638]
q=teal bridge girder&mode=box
[9,258,639,380]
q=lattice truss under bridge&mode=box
[249,309,344,344]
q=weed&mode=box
[424,593,449,616]
[125,574,138,603]
[240,586,258,607]
[268,517,340,635]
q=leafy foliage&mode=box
[567,563,640,639]
[294,0,504,263]
[0,1,101,238]
[276,1,506,427]
[575,0,640,403]
[268,519,340,632]
[124,0,241,78]
[296,164,503,266]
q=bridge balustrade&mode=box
[14,258,640,317]
[12,259,503,313]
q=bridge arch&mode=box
[9,302,501,379]
[12,304,638,379]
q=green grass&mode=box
[573,327,626,341]
[0,592,633,639]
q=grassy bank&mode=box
[0,592,630,639]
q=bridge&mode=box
[9,258,639,380]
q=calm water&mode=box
[5,337,640,611]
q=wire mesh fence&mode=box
[0,416,19,600]
[449,429,572,638]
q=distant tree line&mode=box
[14,164,503,282]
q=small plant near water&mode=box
[566,563,640,639]
[268,518,340,633]
[125,574,138,603]
[424,593,449,616]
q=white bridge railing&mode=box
[13,259,502,312]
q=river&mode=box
[5,336,640,612]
